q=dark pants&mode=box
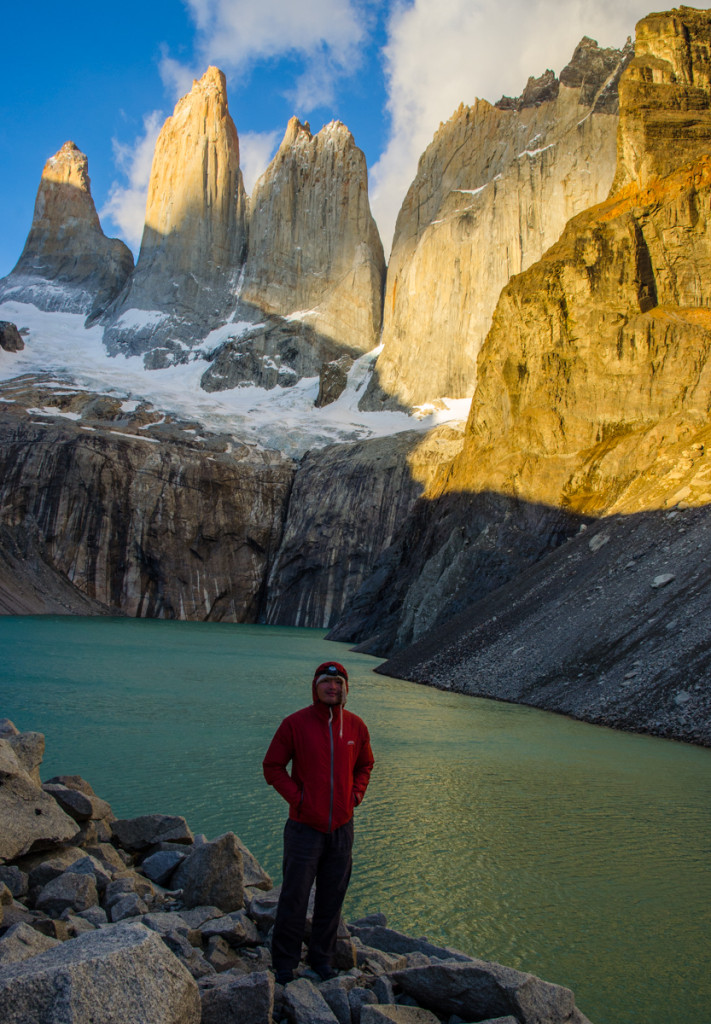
[271,818,354,973]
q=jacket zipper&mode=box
[328,708,334,832]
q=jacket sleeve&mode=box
[352,725,374,806]
[263,719,302,807]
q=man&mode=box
[263,660,374,984]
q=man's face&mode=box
[315,675,346,705]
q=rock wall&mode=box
[102,67,248,362]
[362,37,632,411]
[241,118,385,357]
[331,9,711,670]
[264,425,465,629]
[0,142,133,318]
[0,382,293,621]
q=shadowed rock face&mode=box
[331,9,711,731]
[241,117,385,357]
[361,37,633,412]
[0,383,293,621]
[101,67,248,360]
[0,142,133,318]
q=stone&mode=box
[349,985,379,1023]
[101,67,247,361]
[43,782,113,822]
[0,739,79,861]
[140,849,187,885]
[109,893,149,922]
[283,976,341,1024]
[651,574,675,589]
[111,814,194,851]
[248,888,280,930]
[391,960,590,1024]
[0,922,60,964]
[360,1007,440,1024]
[35,872,98,917]
[171,832,244,912]
[348,924,472,964]
[0,921,201,1023]
[177,905,223,929]
[199,969,275,1023]
[236,836,273,891]
[0,322,23,352]
[205,935,243,973]
[63,855,112,893]
[319,976,356,1024]
[76,906,108,927]
[0,867,28,899]
[5,729,45,784]
[0,141,133,318]
[198,909,261,947]
[316,357,352,408]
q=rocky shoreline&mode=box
[0,719,592,1024]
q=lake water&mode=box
[1,616,709,1024]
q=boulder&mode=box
[319,976,355,1024]
[360,1007,440,1024]
[0,921,200,1023]
[0,867,28,898]
[348,924,472,963]
[43,782,112,822]
[0,739,79,860]
[391,960,591,1024]
[140,849,187,885]
[109,893,149,922]
[237,836,272,891]
[283,976,340,1024]
[198,910,261,947]
[111,814,193,851]
[27,848,88,890]
[349,986,378,1023]
[35,871,98,917]
[171,832,244,912]
[0,323,22,353]
[199,969,274,1024]
[5,731,45,784]
[0,922,60,964]
[63,855,112,894]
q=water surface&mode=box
[1,615,709,1024]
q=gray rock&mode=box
[372,974,396,1003]
[0,922,60,964]
[64,854,112,893]
[103,875,154,908]
[172,832,244,911]
[0,738,78,860]
[284,976,341,1024]
[198,909,261,947]
[141,848,187,885]
[236,836,273,891]
[160,930,215,980]
[35,871,98,917]
[651,573,676,589]
[0,718,20,736]
[111,814,194,851]
[348,924,473,963]
[0,921,200,1023]
[5,731,45,784]
[315,356,353,408]
[177,905,223,929]
[77,905,109,927]
[391,960,591,1024]
[205,935,244,973]
[140,912,192,939]
[0,882,12,906]
[349,985,378,1023]
[249,888,280,930]
[27,848,87,890]
[319,976,356,1024]
[199,969,275,1023]
[110,893,149,922]
[360,1007,440,1024]
[42,782,112,822]
[0,867,28,898]
[355,941,407,973]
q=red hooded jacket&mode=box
[263,687,374,834]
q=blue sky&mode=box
[1,0,655,277]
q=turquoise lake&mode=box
[1,615,709,1024]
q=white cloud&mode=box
[370,0,653,255]
[239,129,281,194]
[100,112,164,253]
[163,0,370,110]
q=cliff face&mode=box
[362,37,632,411]
[102,67,248,363]
[201,118,386,394]
[241,118,385,355]
[332,7,711,670]
[264,425,465,628]
[0,142,133,317]
[0,379,292,621]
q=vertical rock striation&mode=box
[0,142,133,317]
[102,67,248,363]
[241,118,385,357]
[362,37,633,411]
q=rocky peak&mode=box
[238,116,385,357]
[613,6,711,192]
[101,66,248,362]
[362,36,629,412]
[0,142,133,317]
